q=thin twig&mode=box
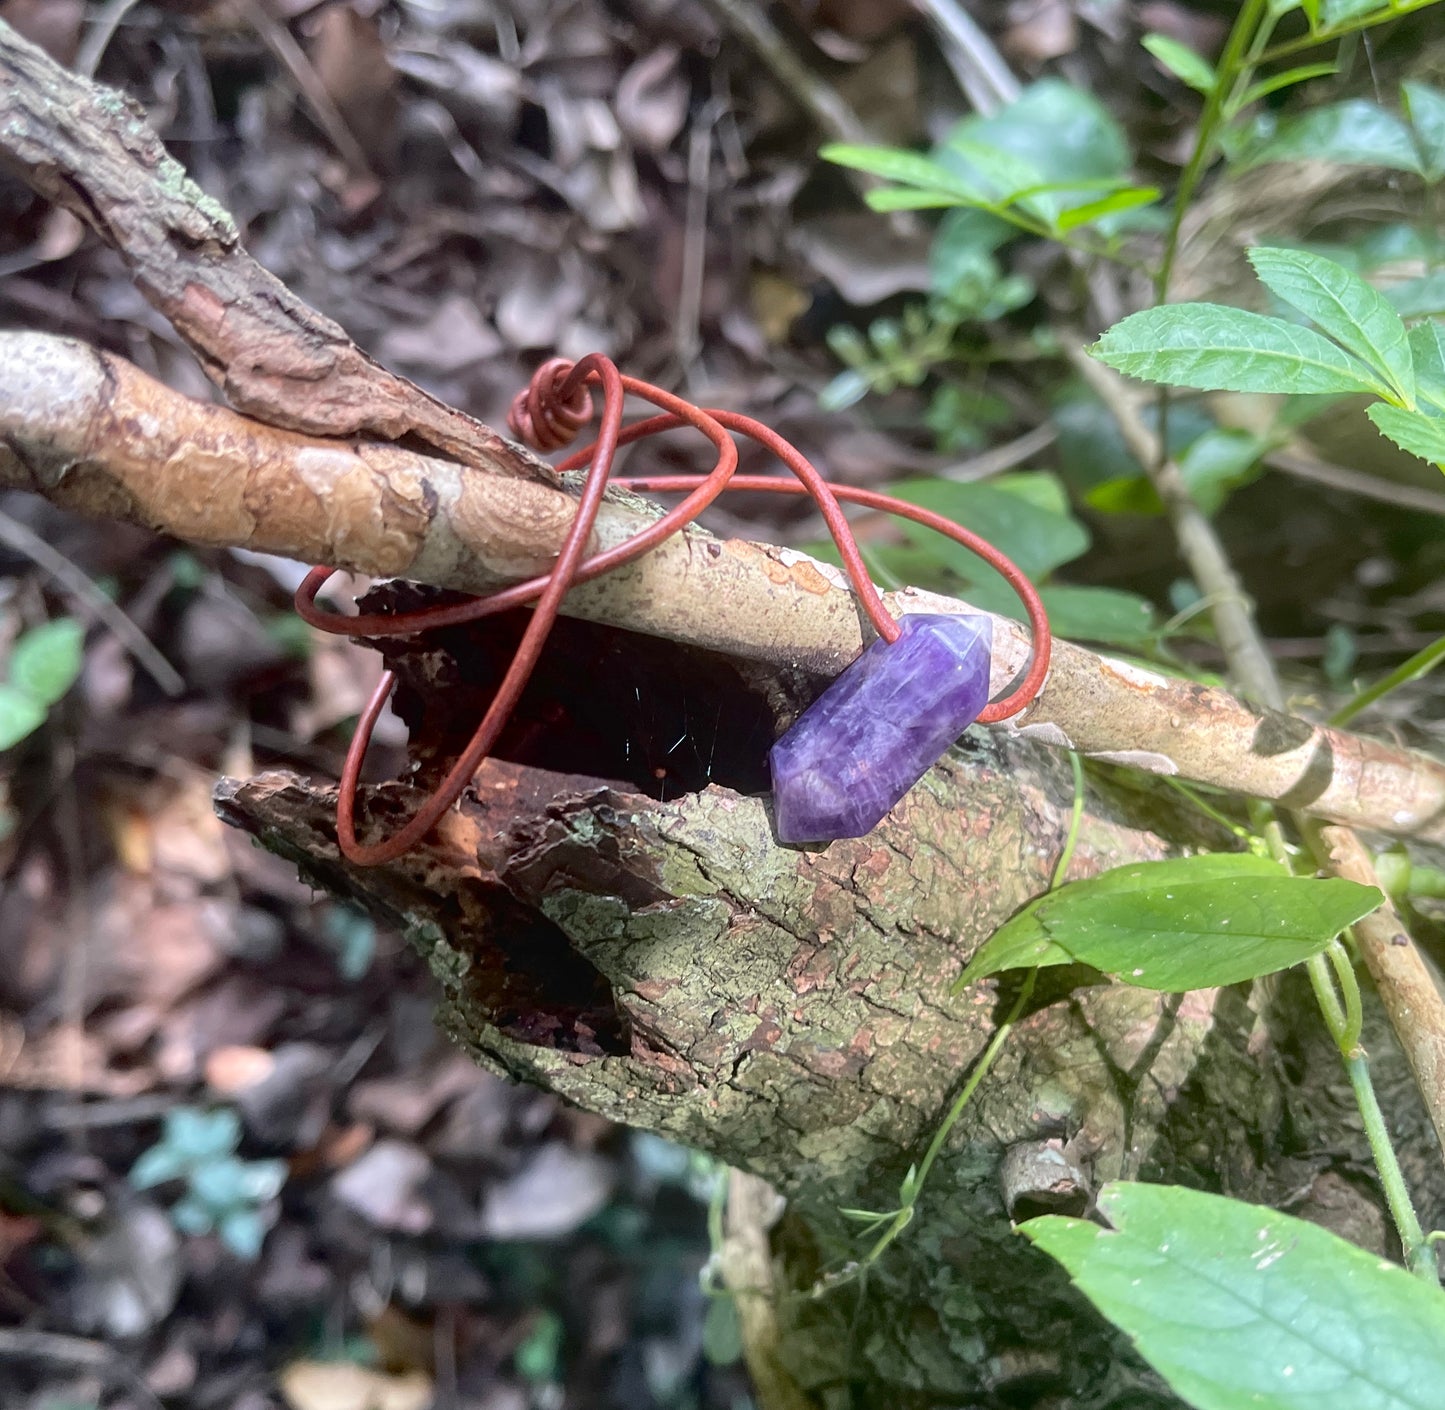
[1068,341,1445,1178]
[0,504,184,696]
[1065,344,1280,703]
[238,0,375,177]
[942,423,1056,481]
[1267,446,1445,518]
[75,0,144,77]
[912,0,1021,114]
[697,0,872,146]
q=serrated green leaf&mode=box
[1238,63,1340,109]
[1036,875,1381,990]
[1247,247,1414,404]
[1403,80,1445,181]
[890,476,1089,581]
[1092,304,1389,396]
[0,684,47,751]
[1142,33,1215,93]
[8,619,85,708]
[1235,99,1422,174]
[1407,322,1445,412]
[955,855,1287,989]
[1022,1181,1445,1410]
[1367,403,1445,467]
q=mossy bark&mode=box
[214,619,1441,1408]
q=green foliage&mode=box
[955,854,1381,991]
[130,1107,287,1260]
[1024,1182,1445,1410]
[1094,246,1445,470]
[514,1310,564,1383]
[0,618,84,751]
[321,903,377,980]
[823,80,1156,247]
[1093,300,1392,397]
[1143,33,1216,94]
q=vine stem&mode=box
[1070,348,1442,1274]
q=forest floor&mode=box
[3,2,1445,1409]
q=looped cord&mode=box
[297,354,1052,866]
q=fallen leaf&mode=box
[205,1045,277,1096]
[331,1140,433,1233]
[481,1143,613,1240]
[280,1361,432,1410]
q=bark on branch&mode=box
[4,329,1445,848]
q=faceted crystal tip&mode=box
[769,613,992,844]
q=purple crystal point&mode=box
[769,613,992,844]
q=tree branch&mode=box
[6,330,1445,849]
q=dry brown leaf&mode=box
[280,1361,432,1410]
[205,1044,277,1095]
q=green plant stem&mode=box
[1259,0,1444,64]
[913,971,1038,1199]
[1156,0,1270,302]
[1345,1052,1438,1281]
[1329,631,1445,726]
[1051,752,1086,888]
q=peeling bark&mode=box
[216,714,1444,1406]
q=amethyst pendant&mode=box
[769,613,992,844]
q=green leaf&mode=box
[935,79,1131,227]
[1038,585,1158,645]
[1247,247,1414,404]
[1175,428,1268,515]
[941,137,1046,205]
[702,1295,743,1367]
[1403,80,1445,181]
[955,576,1158,646]
[1092,304,1389,396]
[955,855,1287,989]
[1035,874,1381,990]
[163,1106,241,1164]
[8,619,85,708]
[515,1311,564,1383]
[1022,1182,1445,1410]
[890,476,1089,581]
[1234,99,1423,174]
[1407,322,1445,412]
[1366,403,1445,467]
[1142,33,1215,93]
[865,187,976,213]
[1238,63,1340,108]
[1322,0,1383,21]
[1054,185,1160,233]
[820,143,976,198]
[0,684,47,751]
[130,1143,189,1190]
[218,1207,268,1261]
